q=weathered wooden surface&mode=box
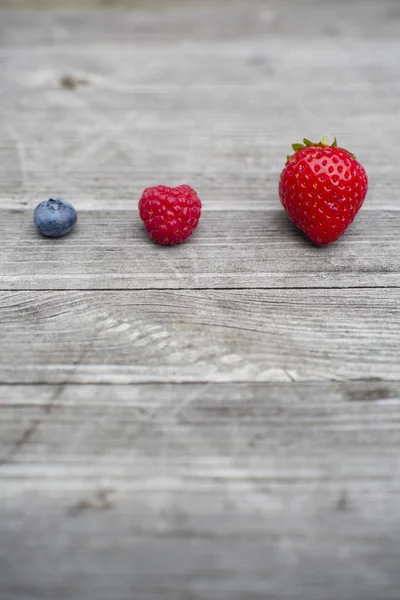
[1,1,400,599]
[1,210,400,289]
[1,2,400,212]
[1,382,400,600]
[0,288,399,383]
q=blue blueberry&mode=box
[34,198,77,237]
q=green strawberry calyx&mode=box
[286,135,355,161]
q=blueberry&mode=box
[34,198,77,237]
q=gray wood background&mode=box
[0,1,399,598]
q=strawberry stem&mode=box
[288,135,355,160]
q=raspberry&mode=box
[138,185,202,245]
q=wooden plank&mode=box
[0,289,399,383]
[0,209,399,290]
[0,0,399,39]
[2,382,400,468]
[0,7,399,211]
[1,382,400,599]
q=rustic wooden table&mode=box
[0,0,399,598]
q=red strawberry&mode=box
[139,184,202,245]
[279,137,368,245]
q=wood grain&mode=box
[0,5,399,211]
[1,209,399,290]
[0,289,398,383]
[1,382,400,600]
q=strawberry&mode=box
[279,136,368,245]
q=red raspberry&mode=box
[138,185,202,245]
